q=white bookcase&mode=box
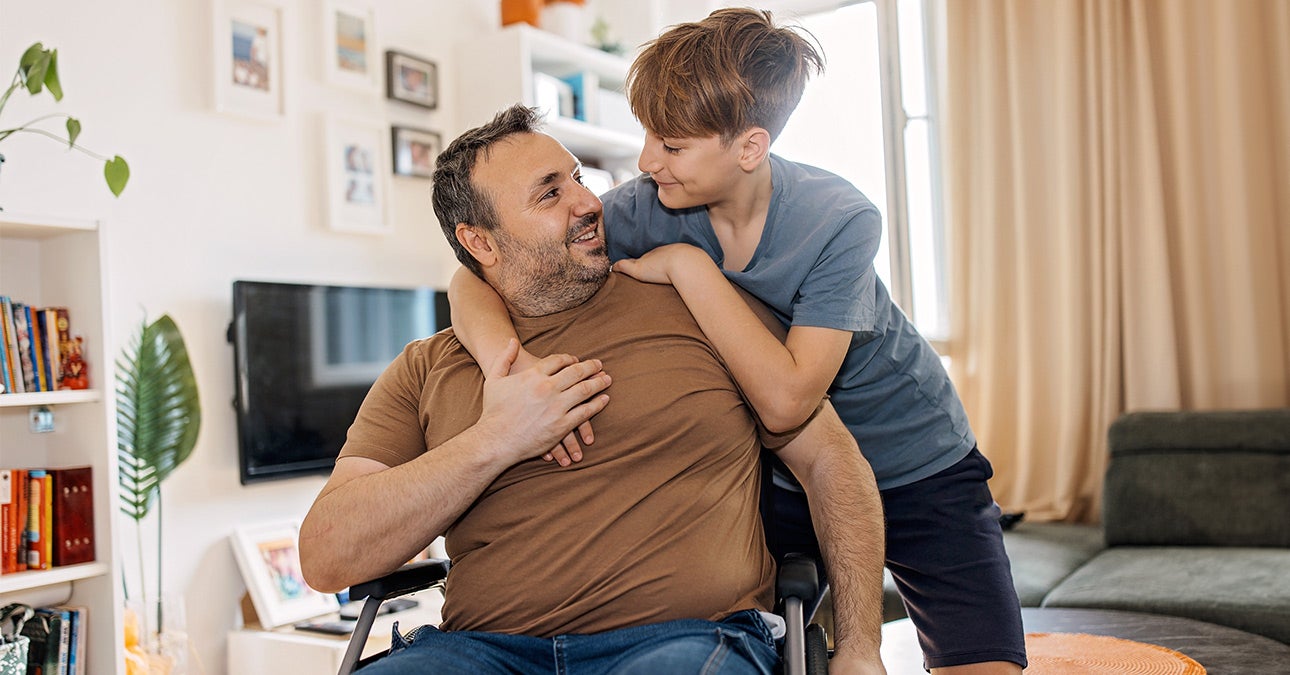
[0,211,125,674]
[456,23,643,176]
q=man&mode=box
[298,104,886,674]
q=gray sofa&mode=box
[882,408,1290,645]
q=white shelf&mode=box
[0,389,102,407]
[1,211,124,673]
[0,561,111,594]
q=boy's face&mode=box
[637,131,745,210]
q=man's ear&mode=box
[456,223,499,269]
[737,127,771,172]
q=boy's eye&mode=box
[662,144,681,154]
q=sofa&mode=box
[882,408,1290,645]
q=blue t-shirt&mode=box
[604,154,974,489]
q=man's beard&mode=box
[494,214,611,317]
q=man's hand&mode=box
[477,339,611,465]
[499,342,598,467]
[613,243,705,285]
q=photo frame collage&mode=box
[211,0,443,235]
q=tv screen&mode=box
[230,280,451,484]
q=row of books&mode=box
[0,467,95,574]
[0,296,89,395]
[19,604,89,675]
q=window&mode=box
[770,0,948,344]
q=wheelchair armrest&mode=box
[777,552,819,602]
[349,558,450,602]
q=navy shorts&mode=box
[763,447,1027,670]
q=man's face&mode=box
[637,131,744,210]
[473,132,610,315]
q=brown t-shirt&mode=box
[339,274,796,636]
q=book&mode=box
[42,471,53,569]
[12,468,28,572]
[52,308,72,390]
[54,605,87,675]
[1,469,11,573]
[26,304,48,391]
[0,312,9,394]
[34,607,69,675]
[25,470,45,570]
[12,301,36,392]
[50,467,95,566]
[0,295,23,393]
[38,308,61,389]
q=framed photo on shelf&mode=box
[230,520,339,629]
[323,0,379,91]
[212,0,286,120]
[385,50,438,109]
[391,126,442,179]
[325,116,389,234]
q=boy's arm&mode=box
[773,402,887,674]
[615,244,851,433]
[448,267,594,465]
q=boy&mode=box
[449,8,1024,673]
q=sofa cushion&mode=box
[1041,546,1290,644]
[1105,409,1290,547]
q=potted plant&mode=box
[116,314,200,675]
[0,42,129,199]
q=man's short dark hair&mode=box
[432,104,544,277]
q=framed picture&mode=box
[230,520,339,629]
[212,0,286,120]
[323,0,379,91]
[325,116,389,234]
[385,50,438,109]
[391,126,442,178]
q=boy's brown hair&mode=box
[626,7,823,145]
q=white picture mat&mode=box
[323,0,379,91]
[230,520,339,629]
[213,0,286,120]
[325,116,389,234]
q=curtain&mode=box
[942,0,1290,522]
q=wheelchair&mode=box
[337,455,831,675]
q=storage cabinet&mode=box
[1,212,124,674]
[456,23,643,176]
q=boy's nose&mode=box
[638,141,662,175]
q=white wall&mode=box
[1,1,493,672]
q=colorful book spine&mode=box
[0,470,10,573]
[26,469,46,569]
[0,296,21,393]
[12,301,36,392]
[53,307,72,390]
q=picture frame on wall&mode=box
[212,0,286,120]
[391,126,442,179]
[229,520,339,629]
[385,50,438,109]
[325,116,389,235]
[323,0,379,91]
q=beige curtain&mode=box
[942,0,1290,522]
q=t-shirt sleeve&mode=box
[603,180,641,263]
[337,341,432,468]
[791,206,882,342]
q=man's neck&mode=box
[498,275,607,318]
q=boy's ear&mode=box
[737,127,771,172]
[456,223,499,268]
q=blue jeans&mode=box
[358,609,780,675]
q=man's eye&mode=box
[574,174,586,185]
[541,188,559,200]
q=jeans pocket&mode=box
[388,620,435,654]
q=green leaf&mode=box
[43,49,62,101]
[22,49,51,96]
[66,117,81,148]
[104,155,129,196]
[19,43,44,70]
[116,315,201,521]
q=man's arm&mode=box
[298,342,611,592]
[448,266,592,465]
[773,403,886,674]
[614,244,852,432]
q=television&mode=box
[229,280,451,484]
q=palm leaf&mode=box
[116,314,201,522]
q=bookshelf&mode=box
[1,211,125,674]
[456,23,643,176]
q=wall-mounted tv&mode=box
[229,280,451,484]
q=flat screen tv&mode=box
[230,280,451,484]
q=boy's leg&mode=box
[883,447,1027,673]
[567,610,780,675]
[357,624,551,675]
